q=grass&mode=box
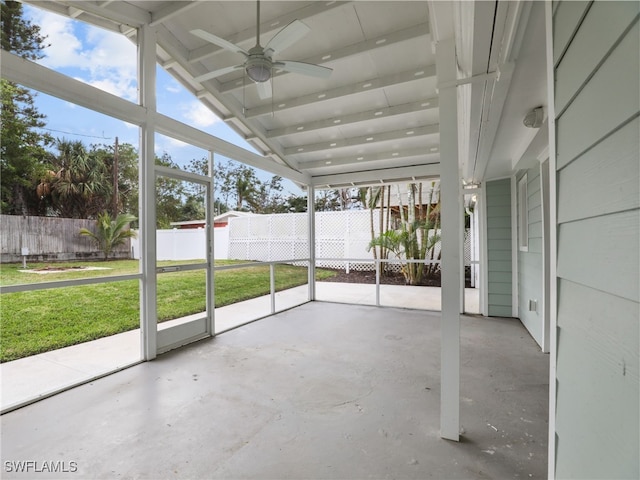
[0,260,336,362]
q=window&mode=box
[518,174,529,251]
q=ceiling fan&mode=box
[191,0,333,99]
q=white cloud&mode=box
[181,101,221,128]
[155,136,189,157]
[28,7,138,101]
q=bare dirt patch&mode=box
[319,269,443,287]
[19,266,111,274]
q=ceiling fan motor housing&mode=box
[246,46,272,83]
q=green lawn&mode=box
[0,260,336,362]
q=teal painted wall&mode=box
[517,167,543,346]
[485,179,513,317]
[553,2,639,478]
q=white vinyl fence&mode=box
[131,227,229,261]
[131,211,474,273]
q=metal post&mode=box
[307,185,316,301]
[375,258,380,306]
[270,263,276,314]
[436,37,461,441]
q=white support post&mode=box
[207,151,215,336]
[307,185,316,301]
[480,184,489,317]
[436,37,461,441]
[138,23,158,361]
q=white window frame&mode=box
[518,174,529,252]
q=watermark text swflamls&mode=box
[4,461,78,473]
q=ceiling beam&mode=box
[245,65,436,118]
[299,147,439,170]
[266,98,438,138]
[150,1,199,27]
[284,124,439,156]
[26,1,127,34]
[310,164,440,188]
[1,50,146,126]
[218,22,430,94]
[57,0,150,27]
[188,1,353,63]
[155,113,310,185]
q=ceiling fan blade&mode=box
[264,20,310,56]
[275,61,333,79]
[194,64,244,83]
[256,80,272,100]
[190,29,249,56]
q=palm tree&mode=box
[79,211,137,260]
[51,139,111,218]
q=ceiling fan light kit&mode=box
[245,52,272,83]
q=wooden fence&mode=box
[0,215,131,263]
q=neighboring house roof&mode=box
[213,211,254,223]
[170,220,206,227]
[169,211,255,228]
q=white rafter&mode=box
[266,98,438,138]
[284,124,439,156]
[245,65,436,118]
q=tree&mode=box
[248,175,286,213]
[79,211,137,261]
[155,153,186,228]
[214,158,294,213]
[42,139,112,218]
[0,0,52,214]
[285,194,307,213]
[367,181,441,285]
[90,141,139,220]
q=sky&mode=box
[22,3,303,196]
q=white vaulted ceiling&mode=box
[23,1,547,188]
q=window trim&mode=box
[518,174,529,252]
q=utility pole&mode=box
[112,136,119,218]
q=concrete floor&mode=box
[1,284,479,412]
[1,302,548,479]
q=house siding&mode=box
[553,2,639,478]
[485,179,513,317]
[518,167,543,347]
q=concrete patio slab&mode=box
[0,302,548,479]
[1,283,480,413]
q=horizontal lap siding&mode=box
[486,179,513,317]
[519,167,543,346]
[554,2,639,478]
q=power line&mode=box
[38,127,112,140]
